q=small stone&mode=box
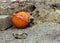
[56,10,60,14]
[13,33,28,39]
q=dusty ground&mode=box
[0,22,60,43]
[0,1,60,25]
[0,1,60,43]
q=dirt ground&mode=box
[0,1,60,43]
[0,1,60,25]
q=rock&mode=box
[0,15,12,31]
[13,33,28,39]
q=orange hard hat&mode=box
[12,11,30,28]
